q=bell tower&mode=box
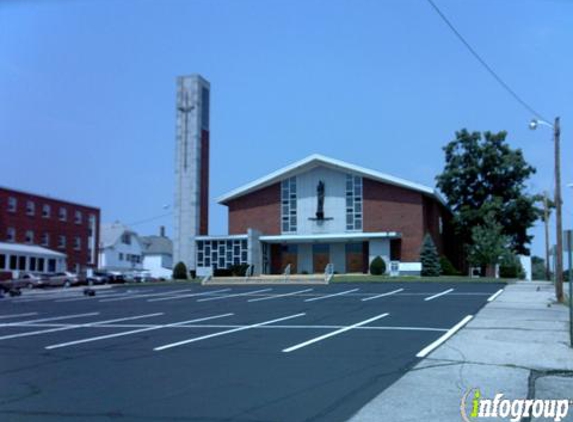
[173,74,210,272]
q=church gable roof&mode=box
[217,154,446,206]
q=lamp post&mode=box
[529,117,563,302]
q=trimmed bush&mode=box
[420,234,441,277]
[370,256,387,275]
[172,261,188,280]
[230,263,250,277]
[439,255,460,276]
[499,254,525,279]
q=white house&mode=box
[141,230,173,279]
[98,223,143,272]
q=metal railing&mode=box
[283,264,291,283]
[201,268,213,285]
[325,263,334,283]
[244,264,254,281]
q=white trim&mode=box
[195,234,248,241]
[0,242,66,258]
[260,232,400,243]
[217,154,446,205]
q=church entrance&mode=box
[312,244,330,273]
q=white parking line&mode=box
[487,289,504,302]
[282,313,390,353]
[248,288,314,302]
[56,292,128,303]
[99,289,194,303]
[0,312,38,320]
[416,315,473,358]
[361,288,404,302]
[154,313,306,351]
[46,313,234,350]
[424,288,454,301]
[197,288,272,302]
[304,288,359,302]
[0,313,162,341]
[148,289,232,303]
[1,312,100,326]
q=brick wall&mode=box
[0,187,100,271]
[363,179,425,262]
[227,183,281,235]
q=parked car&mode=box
[86,271,110,286]
[41,272,83,288]
[0,272,43,291]
[107,272,126,284]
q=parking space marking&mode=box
[154,313,306,351]
[304,288,359,302]
[2,312,100,326]
[424,288,454,301]
[0,312,39,320]
[0,313,162,341]
[148,288,232,303]
[282,313,390,353]
[361,288,404,302]
[197,288,273,302]
[487,289,504,302]
[46,313,234,350]
[416,315,473,358]
[248,288,314,302]
[55,292,128,303]
[99,289,194,303]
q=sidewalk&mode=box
[350,281,573,422]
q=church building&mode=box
[172,75,458,276]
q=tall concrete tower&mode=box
[173,74,210,272]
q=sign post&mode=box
[566,230,572,348]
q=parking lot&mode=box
[0,282,504,422]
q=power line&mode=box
[425,0,548,122]
[127,212,173,227]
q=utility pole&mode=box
[554,117,564,302]
[544,191,551,281]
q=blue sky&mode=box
[1,0,572,258]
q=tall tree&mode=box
[436,129,542,255]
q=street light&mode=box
[529,117,564,302]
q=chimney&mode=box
[160,226,166,237]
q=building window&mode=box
[58,235,66,249]
[38,258,45,272]
[74,236,81,251]
[121,233,131,245]
[87,248,93,264]
[346,174,363,231]
[281,176,297,233]
[9,255,17,270]
[29,257,37,271]
[42,204,51,218]
[59,207,67,221]
[0,254,5,270]
[8,197,17,212]
[7,227,16,242]
[196,238,249,270]
[18,256,26,271]
[26,200,35,216]
[119,252,124,261]
[25,230,34,244]
[42,233,50,247]
[75,210,82,224]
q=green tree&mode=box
[467,217,510,277]
[420,234,441,277]
[172,261,188,280]
[436,129,542,255]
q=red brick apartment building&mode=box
[0,187,100,274]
